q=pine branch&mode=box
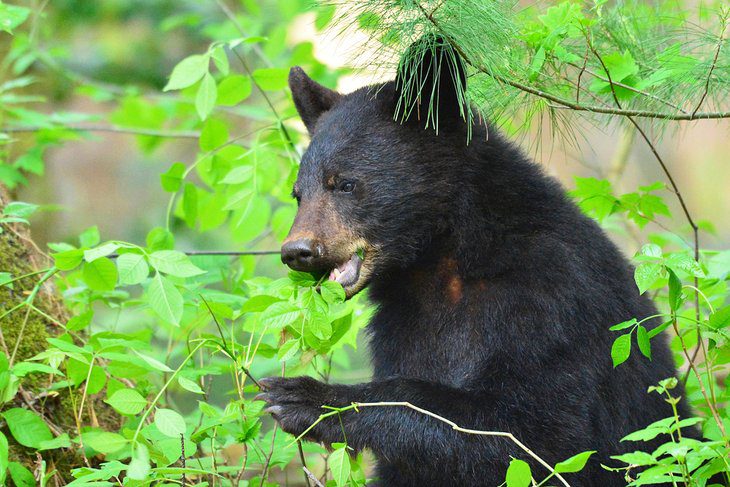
[414,2,730,122]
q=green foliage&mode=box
[0,0,729,486]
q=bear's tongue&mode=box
[329,253,362,288]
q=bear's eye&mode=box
[339,180,356,193]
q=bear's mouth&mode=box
[328,252,363,291]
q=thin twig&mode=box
[298,441,313,487]
[200,296,261,389]
[108,250,280,258]
[181,433,187,487]
[215,0,301,159]
[303,466,324,487]
[691,15,727,118]
[297,401,572,487]
[2,125,200,138]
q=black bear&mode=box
[258,37,692,486]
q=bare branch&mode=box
[2,125,200,138]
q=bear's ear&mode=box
[394,35,468,131]
[288,67,342,135]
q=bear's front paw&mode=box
[256,376,345,443]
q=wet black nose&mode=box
[281,238,320,271]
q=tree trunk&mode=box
[0,185,121,483]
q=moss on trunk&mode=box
[0,186,121,482]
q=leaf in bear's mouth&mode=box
[328,252,363,288]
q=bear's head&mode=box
[281,37,471,298]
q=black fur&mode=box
[260,46,692,486]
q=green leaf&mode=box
[329,444,351,486]
[155,408,186,437]
[127,443,150,480]
[66,309,93,331]
[84,242,120,262]
[0,431,8,485]
[242,295,282,313]
[195,72,217,121]
[8,462,34,487]
[133,350,174,372]
[252,68,289,91]
[164,54,208,91]
[0,3,30,33]
[667,269,682,311]
[505,458,532,487]
[320,280,345,304]
[147,273,183,325]
[634,262,662,294]
[82,257,118,291]
[160,162,186,192]
[611,333,632,367]
[709,306,730,330]
[52,249,84,271]
[117,253,150,285]
[259,302,302,330]
[182,182,198,227]
[609,318,637,331]
[3,201,37,218]
[78,226,101,247]
[277,339,300,362]
[1,408,53,449]
[555,450,596,473]
[147,226,175,251]
[149,250,205,278]
[178,376,204,394]
[84,431,128,454]
[106,388,147,415]
[199,118,229,151]
[636,325,651,359]
[211,46,229,75]
[216,75,252,106]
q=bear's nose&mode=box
[281,238,321,271]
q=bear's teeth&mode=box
[333,268,341,279]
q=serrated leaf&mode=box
[1,408,52,449]
[116,253,149,285]
[611,333,632,367]
[505,458,531,487]
[195,72,217,120]
[155,408,186,437]
[164,54,208,91]
[147,273,183,325]
[329,445,351,486]
[82,257,118,291]
[634,262,662,294]
[160,162,186,192]
[52,249,84,270]
[199,118,229,152]
[636,326,651,359]
[133,350,173,372]
[106,388,147,415]
[610,318,637,331]
[178,376,204,394]
[84,242,120,262]
[259,302,302,330]
[149,250,205,278]
[555,450,595,473]
[252,67,289,91]
[84,431,128,454]
[217,75,252,106]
